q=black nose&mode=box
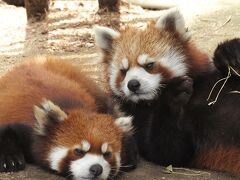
[127,79,140,92]
[89,164,103,177]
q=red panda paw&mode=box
[0,153,25,172]
[0,124,29,172]
[214,38,240,76]
[164,76,193,109]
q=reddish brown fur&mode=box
[112,25,184,67]
[0,56,124,175]
[193,145,240,176]
[50,110,122,172]
[100,21,210,100]
[184,42,211,73]
[101,21,210,80]
[98,14,238,177]
[106,24,184,86]
[116,71,125,89]
[51,110,122,152]
[0,56,122,150]
[148,63,173,79]
[39,57,106,99]
[0,57,95,126]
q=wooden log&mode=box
[2,0,24,7]
[24,0,49,21]
[98,0,120,12]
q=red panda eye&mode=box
[103,151,112,158]
[74,148,86,157]
[144,62,154,70]
[120,69,127,76]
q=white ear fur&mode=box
[94,25,120,50]
[155,8,189,40]
[33,99,68,135]
[115,116,133,133]
[33,105,48,135]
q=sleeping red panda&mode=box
[0,56,137,179]
[94,9,240,176]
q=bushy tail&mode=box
[192,145,240,176]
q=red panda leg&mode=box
[192,145,240,176]
[120,133,138,172]
[0,124,33,172]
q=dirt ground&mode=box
[0,0,240,179]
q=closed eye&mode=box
[74,148,86,157]
[120,69,128,75]
[144,62,154,70]
[103,151,112,158]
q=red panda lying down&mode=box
[0,57,137,179]
[94,9,240,176]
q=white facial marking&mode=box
[159,49,187,77]
[122,67,162,102]
[101,143,108,154]
[109,62,122,96]
[137,54,149,65]
[82,140,91,152]
[115,152,121,176]
[115,116,133,133]
[122,58,129,70]
[70,154,111,180]
[48,146,68,172]
[94,25,120,50]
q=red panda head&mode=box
[32,99,132,180]
[95,9,209,102]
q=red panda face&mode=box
[33,100,132,180]
[95,9,192,102]
[109,28,188,102]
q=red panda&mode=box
[94,9,240,176]
[0,56,137,179]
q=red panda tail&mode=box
[192,145,240,176]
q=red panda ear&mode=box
[115,116,133,133]
[94,25,120,51]
[155,8,190,41]
[33,99,68,136]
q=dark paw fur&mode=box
[214,38,240,75]
[0,153,25,172]
[120,134,138,172]
[0,125,28,172]
[164,76,193,108]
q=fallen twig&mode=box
[162,165,211,176]
[216,16,231,30]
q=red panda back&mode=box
[0,56,136,179]
[0,59,96,126]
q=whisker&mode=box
[119,164,134,168]
[65,171,73,178]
